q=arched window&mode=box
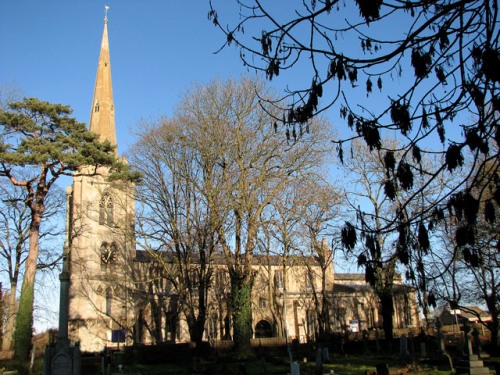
[99,193,114,226]
[105,287,113,316]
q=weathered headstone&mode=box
[363,329,369,353]
[314,348,323,375]
[419,328,427,357]
[436,319,446,352]
[464,320,474,357]
[399,334,408,361]
[433,319,454,372]
[420,342,427,357]
[472,328,481,357]
[52,353,72,375]
[290,361,300,375]
[322,347,330,362]
[455,320,490,374]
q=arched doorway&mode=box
[255,320,273,338]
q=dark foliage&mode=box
[210,0,499,314]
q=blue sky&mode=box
[1,0,333,331]
[1,0,260,331]
[1,1,460,329]
[0,1,399,329]
[0,1,253,154]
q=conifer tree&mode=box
[0,98,137,364]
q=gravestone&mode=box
[419,328,427,358]
[472,328,481,357]
[399,334,408,361]
[363,329,369,353]
[433,319,453,372]
[52,353,72,375]
[314,348,323,375]
[322,347,330,361]
[455,321,490,375]
[420,342,427,357]
[290,361,300,375]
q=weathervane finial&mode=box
[104,5,110,23]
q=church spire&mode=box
[89,6,117,154]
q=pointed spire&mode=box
[89,6,117,154]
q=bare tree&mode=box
[291,179,340,341]
[0,177,65,353]
[132,76,332,356]
[336,139,451,340]
[257,177,339,343]
[208,1,499,309]
[131,116,219,345]
[430,155,500,352]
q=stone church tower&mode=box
[66,13,135,353]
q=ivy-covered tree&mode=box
[132,77,331,357]
[0,98,138,364]
[209,0,499,308]
[0,177,65,354]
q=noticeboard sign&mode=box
[349,319,359,333]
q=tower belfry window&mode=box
[94,101,100,112]
[99,193,114,226]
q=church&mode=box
[66,15,419,353]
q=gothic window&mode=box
[105,287,113,316]
[258,297,267,309]
[190,269,199,292]
[274,269,284,290]
[305,270,313,291]
[215,270,227,291]
[306,309,316,338]
[99,193,114,226]
[403,294,412,326]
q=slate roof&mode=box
[439,305,492,325]
[134,249,323,267]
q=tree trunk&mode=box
[485,297,499,355]
[185,307,207,346]
[13,213,41,363]
[2,281,18,352]
[489,318,499,355]
[231,275,253,358]
[380,293,394,342]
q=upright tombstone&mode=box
[455,320,490,375]
[419,328,427,358]
[290,361,300,375]
[433,319,453,372]
[399,334,409,362]
[314,348,323,375]
[472,328,482,357]
[362,329,369,353]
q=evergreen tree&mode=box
[0,98,138,365]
